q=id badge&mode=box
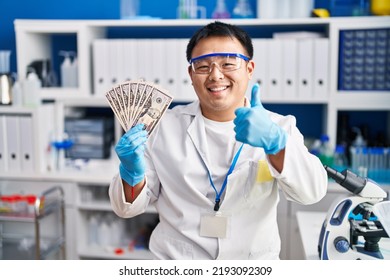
[200,212,229,238]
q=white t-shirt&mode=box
[202,116,238,201]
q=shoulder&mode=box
[267,110,297,128]
[148,101,199,145]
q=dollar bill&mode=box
[105,80,173,134]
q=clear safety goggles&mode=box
[189,53,250,75]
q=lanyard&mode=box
[206,143,244,211]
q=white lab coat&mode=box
[109,100,327,259]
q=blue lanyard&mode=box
[206,143,244,211]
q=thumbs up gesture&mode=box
[234,84,287,155]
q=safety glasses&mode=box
[189,53,250,75]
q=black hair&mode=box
[186,21,254,62]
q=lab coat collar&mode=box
[185,99,248,170]
[187,102,209,167]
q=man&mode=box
[109,21,327,259]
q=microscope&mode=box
[318,166,389,260]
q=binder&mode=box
[122,39,138,82]
[5,115,21,172]
[251,39,269,99]
[114,40,126,85]
[150,39,166,88]
[297,39,314,99]
[163,39,179,99]
[313,38,329,100]
[267,40,283,99]
[93,39,110,96]
[107,40,122,87]
[19,115,34,172]
[0,115,7,172]
[281,39,298,99]
[136,39,152,82]
[178,39,193,101]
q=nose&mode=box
[208,62,224,81]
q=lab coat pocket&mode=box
[244,160,275,206]
[223,160,274,209]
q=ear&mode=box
[188,65,194,84]
[246,60,255,79]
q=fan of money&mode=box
[105,80,173,135]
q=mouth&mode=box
[207,85,229,93]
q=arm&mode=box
[114,124,148,203]
[122,179,145,203]
[234,83,288,162]
[268,148,285,173]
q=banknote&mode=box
[105,80,173,135]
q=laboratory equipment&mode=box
[0,186,66,259]
[51,133,74,171]
[121,0,140,19]
[318,134,334,167]
[232,0,254,18]
[318,165,389,260]
[59,51,77,88]
[333,145,348,171]
[177,0,206,19]
[0,50,13,105]
[23,68,41,107]
[212,0,230,19]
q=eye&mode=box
[195,65,210,71]
[221,62,236,69]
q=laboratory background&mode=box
[0,0,389,260]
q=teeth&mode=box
[209,86,227,92]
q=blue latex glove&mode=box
[115,124,148,186]
[234,84,287,154]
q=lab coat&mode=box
[109,100,327,259]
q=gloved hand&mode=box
[234,84,287,155]
[115,124,148,186]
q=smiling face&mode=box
[188,36,254,122]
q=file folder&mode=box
[149,39,165,87]
[281,39,298,99]
[297,39,314,99]
[5,115,21,172]
[19,115,34,172]
[178,39,194,101]
[267,40,283,99]
[122,39,138,82]
[163,39,179,100]
[114,40,126,85]
[313,38,329,100]
[108,40,123,87]
[252,39,269,99]
[136,39,152,82]
[0,115,7,172]
[93,40,110,96]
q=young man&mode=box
[109,21,327,259]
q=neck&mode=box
[200,97,247,122]
[201,110,235,122]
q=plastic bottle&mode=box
[59,51,75,88]
[11,74,23,106]
[98,214,112,247]
[232,0,254,18]
[350,127,367,176]
[88,214,99,247]
[23,69,41,107]
[71,54,79,88]
[212,0,230,19]
[318,134,334,167]
[333,145,348,171]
